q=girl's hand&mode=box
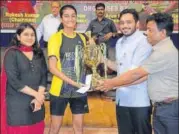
[75,82,87,88]
[34,91,45,105]
[31,99,42,112]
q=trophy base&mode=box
[91,73,105,88]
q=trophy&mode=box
[85,30,91,40]
[75,44,84,84]
[83,44,107,87]
[75,31,107,88]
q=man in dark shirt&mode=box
[86,3,117,57]
[86,3,118,75]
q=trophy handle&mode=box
[75,45,83,83]
[99,43,107,79]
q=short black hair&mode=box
[146,13,174,36]
[95,3,105,9]
[119,9,139,22]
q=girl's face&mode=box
[61,8,77,29]
[17,28,35,47]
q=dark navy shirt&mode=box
[86,17,117,45]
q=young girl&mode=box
[1,22,47,134]
[48,5,88,134]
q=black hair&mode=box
[57,5,77,31]
[95,3,105,10]
[10,22,43,57]
[146,13,174,36]
[57,23,64,31]
[119,9,139,22]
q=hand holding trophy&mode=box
[85,31,96,45]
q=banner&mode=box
[0,1,178,33]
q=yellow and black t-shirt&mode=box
[48,30,86,97]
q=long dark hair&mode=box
[10,22,43,57]
[57,5,77,31]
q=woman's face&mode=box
[61,8,77,29]
[17,28,35,47]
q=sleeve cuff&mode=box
[48,55,58,61]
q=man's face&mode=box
[119,13,138,36]
[146,21,163,46]
[95,6,105,18]
[51,2,60,17]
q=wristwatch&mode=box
[112,33,116,38]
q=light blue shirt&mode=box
[115,30,152,107]
[36,14,60,42]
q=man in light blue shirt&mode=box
[96,12,178,134]
[36,1,61,48]
[97,9,152,134]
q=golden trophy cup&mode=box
[83,44,107,87]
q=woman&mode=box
[0,22,47,134]
[48,5,88,134]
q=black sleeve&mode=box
[4,50,26,91]
[110,20,117,33]
[39,53,48,88]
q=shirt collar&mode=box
[153,37,171,50]
[62,30,77,38]
[95,17,106,22]
[50,14,60,18]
